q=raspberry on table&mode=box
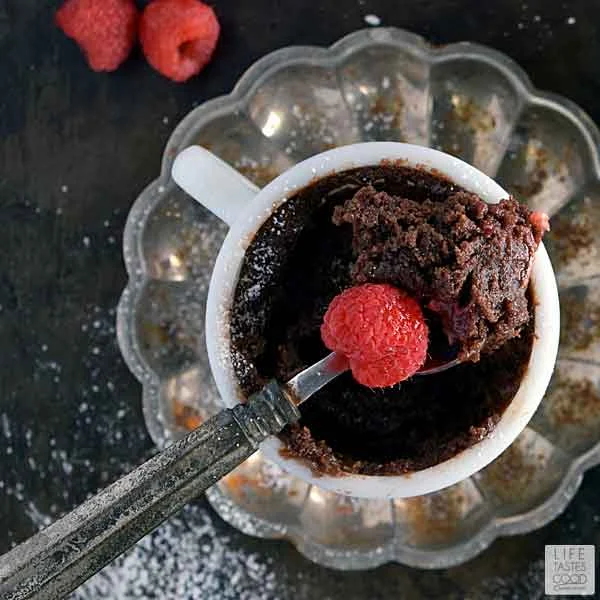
[56,0,138,72]
[321,283,429,388]
[140,0,220,83]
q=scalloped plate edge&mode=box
[116,27,600,569]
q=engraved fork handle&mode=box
[0,382,299,600]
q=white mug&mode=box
[172,142,560,499]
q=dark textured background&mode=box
[1,0,599,598]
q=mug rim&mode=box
[204,142,560,499]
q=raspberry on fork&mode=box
[140,0,220,82]
[321,283,429,388]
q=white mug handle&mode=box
[171,146,259,226]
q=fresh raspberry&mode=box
[321,284,429,388]
[350,353,418,388]
[140,0,220,83]
[56,0,138,72]
[530,211,550,243]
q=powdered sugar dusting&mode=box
[479,557,545,599]
[282,104,354,156]
[364,14,381,27]
[70,503,286,600]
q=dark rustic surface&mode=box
[1,0,599,598]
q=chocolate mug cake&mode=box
[229,164,546,476]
